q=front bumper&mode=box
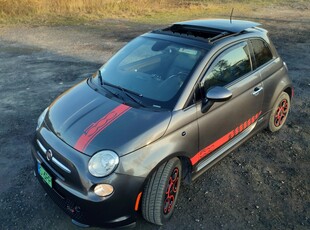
[31,127,145,228]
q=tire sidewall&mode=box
[160,159,182,223]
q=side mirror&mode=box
[201,86,232,113]
[206,86,232,101]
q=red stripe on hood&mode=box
[74,104,131,152]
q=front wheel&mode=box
[142,157,182,225]
[268,92,291,132]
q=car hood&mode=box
[45,80,171,157]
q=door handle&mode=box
[252,86,263,96]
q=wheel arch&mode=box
[141,152,193,188]
[283,86,293,99]
[266,83,293,114]
[271,85,293,110]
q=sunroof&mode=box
[174,19,261,34]
[163,24,225,38]
[158,19,261,43]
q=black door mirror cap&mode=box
[206,86,232,102]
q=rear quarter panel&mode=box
[260,57,292,115]
[256,31,293,115]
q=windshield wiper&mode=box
[121,89,146,107]
[97,70,146,107]
[98,70,103,85]
[104,81,143,97]
[115,86,146,107]
[121,87,143,97]
[97,70,122,99]
[103,81,146,107]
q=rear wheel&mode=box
[268,92,290,132]
[142,157,182,225]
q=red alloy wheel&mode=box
[274,99,289,127]
[163,167,179,215]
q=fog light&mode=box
[94,184,114,197]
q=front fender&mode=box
[116,107,199,178]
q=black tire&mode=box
[268,92,290,132]
[142,157,182,225]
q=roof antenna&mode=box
[230,8,234,23]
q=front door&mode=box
[191,41,263,167]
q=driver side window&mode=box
[201,42,251,93]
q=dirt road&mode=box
[0,11,309,230]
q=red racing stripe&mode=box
[74,104,131,152]
[190,111,261,165]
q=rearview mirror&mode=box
[201,86,232,113]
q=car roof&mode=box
[153,19,262,44]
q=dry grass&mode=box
[0,0,308,24]
[0,0,173,18]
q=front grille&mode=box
[36,139,71,174]
[35,137,84,191]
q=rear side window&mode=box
[250,39,273,69]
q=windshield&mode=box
[97,36,207,109]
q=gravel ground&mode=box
[0,8,309,230]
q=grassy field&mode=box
[0,0,309,25]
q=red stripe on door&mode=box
[74,104,131,152]
[190,111,261,165]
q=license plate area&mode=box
[38,163,53,188]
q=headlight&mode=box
[36,107,48,130]
[88,151,119,177]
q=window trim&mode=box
[183,39,255,109]
[200,41,253,92]
[248,37,275,70]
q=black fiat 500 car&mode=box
[32,19,292,228]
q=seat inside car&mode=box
[166,53,197,78]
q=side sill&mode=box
[192,121,257,181]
